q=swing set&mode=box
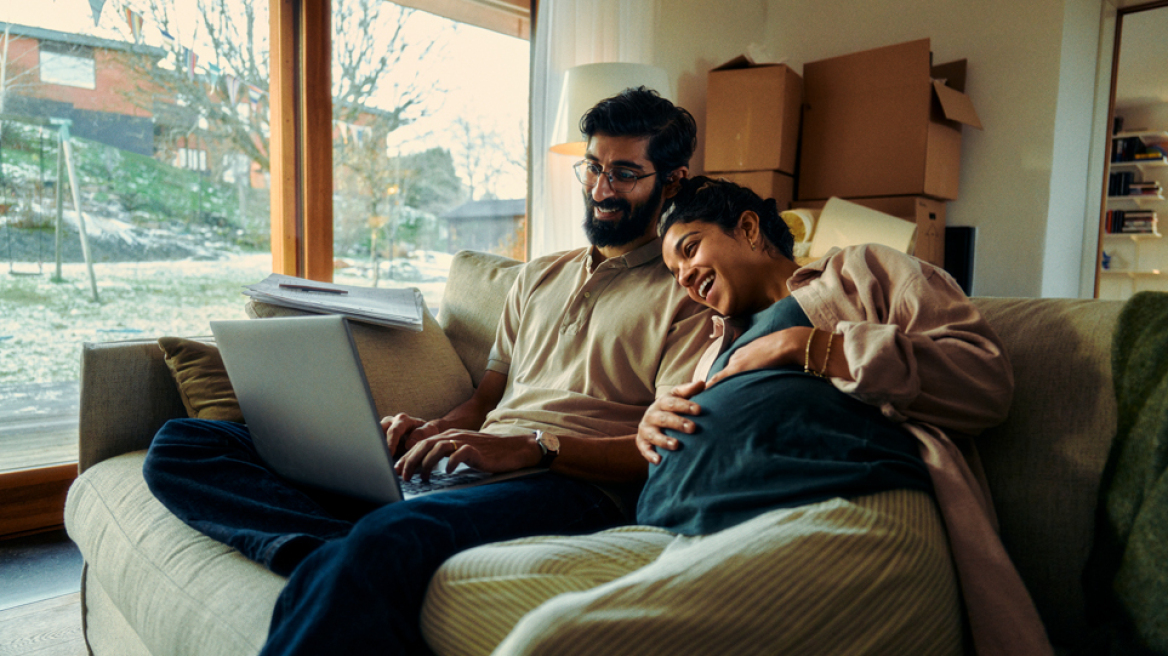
[0,112,100,302]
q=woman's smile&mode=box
[697,273,715,299]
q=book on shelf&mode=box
[242,273,425,331]
[1105,209,1160,234]
[1112,137,1168,163]
[1109,170,1135,196]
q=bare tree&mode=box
[120,0,438,178]
[451,115,528,201]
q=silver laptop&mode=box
[210,315,538,504]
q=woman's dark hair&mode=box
[580,86,697,176]
[660,176,795,260]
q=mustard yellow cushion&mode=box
[157,337,244,423]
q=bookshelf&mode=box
[1106,193,1164,206]
[1110,158,1168,173]
[1101,123,1168,300]
[1116,130,1168,143]
[1101,233,1163,278]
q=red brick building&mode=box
[1,22,169,156]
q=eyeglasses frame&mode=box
[573,160,662,194]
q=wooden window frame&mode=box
[271,0,334,282]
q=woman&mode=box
[422,178,1051,656]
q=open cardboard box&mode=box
[704,55,803,175]
[797,38,981,202]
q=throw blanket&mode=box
[1083,291,1168,654]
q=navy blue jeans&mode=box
[143,419,626,655]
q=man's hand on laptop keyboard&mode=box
[395,430,541,483]
[381,413,443,457]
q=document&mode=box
[243,274,425,332]
[808,197,918,259]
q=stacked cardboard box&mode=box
[794,38,981,267]
[703,56,802,210]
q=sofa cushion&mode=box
[437,250,524,387]
[157,337,244,423]
[247,298,474,419]
[65,451,283,655]
[972,297,1123,647]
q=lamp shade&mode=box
[549,63,672,156]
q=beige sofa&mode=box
[65,249,1123,654]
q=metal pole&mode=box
[53,129,63,281]
[55,121,99,302]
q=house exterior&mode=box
[0,23,168,156]
[442,198,525,260]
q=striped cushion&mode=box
[422,489,961,656]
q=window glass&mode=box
[0,2,271,473]
[39,42,97,89]
[329,0,530,313]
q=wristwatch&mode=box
[534,430,560,469]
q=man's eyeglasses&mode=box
[573,161,659,193]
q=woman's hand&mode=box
[707,328,807,387]
[637,381,705,464]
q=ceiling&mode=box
[1115,5,1168,109]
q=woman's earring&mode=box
[750,240,757,251]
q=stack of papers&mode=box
[243,274,425,332]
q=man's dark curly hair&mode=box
[660,176,795,260]
[579,86,697,175]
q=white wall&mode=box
[648,0,1110,298]
[1043,0,1108,298]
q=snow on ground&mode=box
[1,254,449,386]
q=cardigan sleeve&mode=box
[790,245,1014,436]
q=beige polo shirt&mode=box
[480,238,712,440]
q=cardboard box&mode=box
[705,56,803,174]
[793,196,946,267]
[708,170,795,211]
[797,39,981,201]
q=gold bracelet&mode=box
[804,328,824,377]
[819,332,833,377]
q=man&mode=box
[142,86,712,655]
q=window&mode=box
[326,0,531,312]
[0,0,532,535]
[39,41,96,89]
[175,147,209,171]
[0,7,271,489]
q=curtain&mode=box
[528,0,657,258]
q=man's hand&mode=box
[382,413,444,457]
[395,430,541,482]
[637,380,705,465]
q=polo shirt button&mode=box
[584,292,591,298]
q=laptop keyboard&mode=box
[399,468,493,495]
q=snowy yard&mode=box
[1,253,447,386]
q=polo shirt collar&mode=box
[585,237,663,271]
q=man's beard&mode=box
[582,179,665,248]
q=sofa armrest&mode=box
[79,339,188,473]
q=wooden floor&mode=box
[0,593,85,656]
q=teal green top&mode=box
[636,296,931,535]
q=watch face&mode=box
[538,432,560,453]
